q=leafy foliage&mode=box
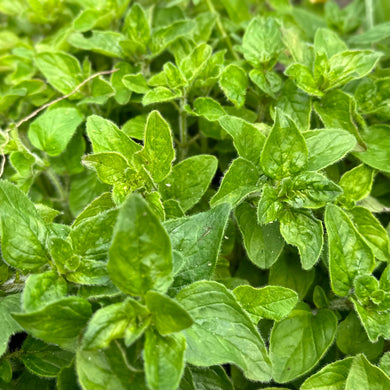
[0,0,389,389]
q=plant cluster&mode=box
[0,0,389,389]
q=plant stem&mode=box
[45,169,66,202]
[205,0,239,60]
[365,0,374,29]
[178,98,188,160]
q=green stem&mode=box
[178,99,188,160]
[365,0,374,29]
[205,0,239,60]
[45,169,66,202]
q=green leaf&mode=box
[67,30,125,58]
[235,202,284,269]
[21,337,73,378]
[233,285,298,321]
[280,209,323,270]
[336,312,384,361]
[35,52,83,94]
[22,271,67,312]
[348,206,390,262]
[137,110,175,183]
[250,69,282,99]
[303,129,357,171]
[301,357,353,390]
[286,171,343,209]
[314,28,347,58]
[285,64,323,97]
[83,152,130,185]
[269,254,316,299]
[314,90,366,149]
[325,204,375,296]
[219,64,248,108]
[179,366,234,390]
[123,3,150,53]
[76,342,147,390]
[0,180,48,271]
[82,298,150,350]
[210,158,261,207]
[241,16,283,66]
[275,80,312,131]
[13,297,92,351]
[177,281,272,382]
[260,109,308,179]
[257,182,283,225]
[353,125,390,172]
[179,43,212,82]
[191,97,226,122]
[108,193,173,296]
[345,354,390,390]
[159,155,217,212]
[165,204,230,292]
[0,358,12,383]
[352,298,390,342]
[349,22,390,45]
[122,73,150,94]
[28,107,83,156]
[144,328,186,390]
[270,309,337,383]
[0,294,23,357]
[86,115,141,160]
[218,115,265,166]
[111,62,134,105]
[339,164,374,205]
[145,291,193,335]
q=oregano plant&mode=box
[0,0,389,389]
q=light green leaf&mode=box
[177,281,272,382]
[22,271,67,313]
[144,329,186,390]
[82,298,150,350]
[86,115,141,160]
[219,64,248,108]
[233,285,298,321]
[301,357,353,390]
[269,254,315,299]
[349,206,390,262]
[121,114,147,140]
[257,183,283,225]
[241,16,283,66]
[260,109,308,179]
[0,180,48,271]
[108,194,173,296]
[280,209,323,270]
[159,155,217,212]
[286,171,343,209]
[250,69,282,99]
[67,30,125,58]
[235,202,284,269]
[123,3,150,52]
[13,297,92,351]
[352,298,390,342]
[0,294,23,357]
[28,107,83,156]
[192,97,226,122]
[21,337,73,378]
[165,204,230,292]
[353,125,390,172]
[83,152,130,185]
[339,164,374,205]
[122,73,150,94]
[285,64,323,97]
[77,342,147,390]
[314,90,366,149]
[111,62,134,105]
[145,291,193,335]
[179,43,212,82]
[137,110,175,183]
[35,52,83,94]
[345,354,390,390]
[218,115,265,166]
[179,366,234,390]
[270,309,337,383]
[325,204,375,296]
[210,158,261,207]
[275,80,312,131]
[314,28,347,58]
[303,129,357,171]
[380,352,390,374]
[336,312,384,361]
